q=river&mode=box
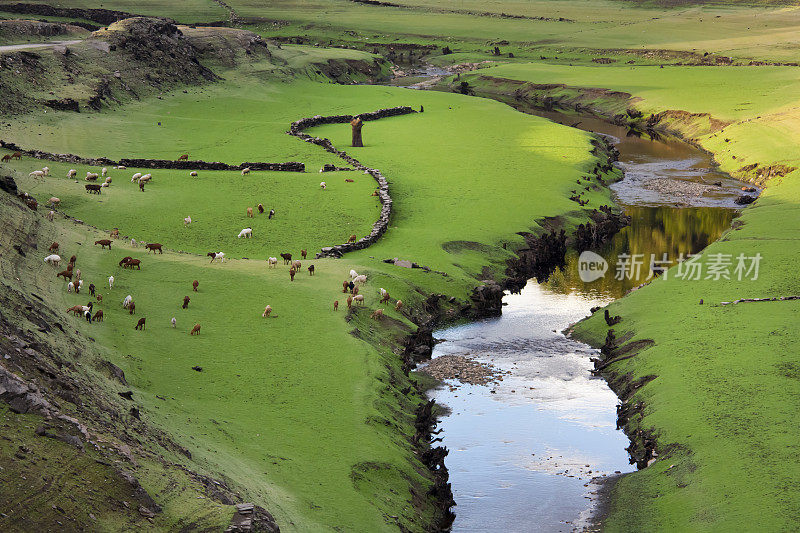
[419,97,748,531]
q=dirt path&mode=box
[0,40,82,53]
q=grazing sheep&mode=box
[67,281,74,293]
[308,264,315,276]
[291,260,301,271]
[49,197,60,207]
[334,300,339,311]
[247,207,253,218]
[184,216,192,226]
[395,300,403,311]
[268,209,275,219]
[122,295,132,309]
[370,309,384,320]
[86,172,99,181]
[207,252,225,263]
[131,172,142,182]
[108,275,114,289]
[117,165,126,170]
[101,167,108,177]
[237,228,253,239]
[145,243,163,254]
[101,182,109,188]
[262,305,272,318]
[353,275,367,285]
[41,167,49,176]
[257,204,264,214]
[93,310,104,322]
[134,317,146,330]
[346,296,353,309]
[348,234,357,243]
[179,154,189,161]
[29,170,44,178]
[289,268,296,281]
[268,257,278,268]
[192,280,199,292]
[342,280,350,293]
[44,254,61,266]
[110,228,119,239]
[190,324,201,335]
[280,253,292,264]
[67,169,77,178]
[46,210,54,221]
[353,294,365,306]
[171,317,176,328]
[320,181,326,190]
[190,171,198,177]
[182,296,190,309]
[139,174,152,183]
[350,270,358,280]
[104,177,112,184]
[241,167,250,175]
[95,239,113,249]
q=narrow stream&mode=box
[420,99,746,530]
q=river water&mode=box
[422,100,748,531]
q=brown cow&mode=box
[48,242,59,252]
[178,154,189,161]
[134,317,146,330]
[95,239,112,249]
[145,243,163,254]
[192,280,199,292]
[182,296,190,309]
[190,323,201,335]
[93,310,104,322]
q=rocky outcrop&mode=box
[288,106,417,258]
[0,3,140,25]
[225,503,280,533]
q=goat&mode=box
[301,249,307,259]
[269,209,275,219]
[108,275,114,289]
[334,300,339,311]
[381,292,391,304]
[44,254,61,266]
[129,302,136,315]
[192,280,199,292]
[84,310,93,323]
[345,178,354,183]
[308,264,315,276]
[247,207,253,218]
[66,305,83,316]
[110,228,119,239]
[93,310,104,322]
[348,234,357,243]
[182,296,190,309]
[122,295,133,309]
[320,181,326,190]
[347,295,353,309]
[69,255,76,266]
[134,317,146,330]
[291,260,301,271]
[171,317,176,328]
[88,283,95,296]
[85,184,102,194]
[184,216,192,226]
[190,324,201,335]
[67,281,74,293]
[289,268,296,281]
[267,257,278,268]
[237,227,252,239]
[179,154,189,161]
[350,270,358,280]
[241,167,250,175]
[139,180,145,192]
[353,294,365,306]
[208,252,225,263]
[342,280,350,293]
[145,243,163,254]
[370,309,384,320]
[280,253,292,264]
[257,204,264,214]
[190,171,198,177]
[57,270,72,281]
[95,239,113,249]
[47,210,54,221]
[353,275,367,285]
[262,305,272,318]
[96,294,103,302]
[395,300,403,311]
[124,259,141,270]
[119,257,133,267]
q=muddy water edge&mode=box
[408,94,747,531]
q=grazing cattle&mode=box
[262,305,272,318]
[333,300,339,311]
[237,228,252,239]
[247,207,253,218]
[110,228,119,239]
[342,280,350,293]
[190,324,201,335]
[95,239,113,249]
[184,216,192,226]
[119,257,132,267]
[93,310,104,322]
[241,167,250,175]
[320,181,326,190]
[171,317,176,328]
[47,210,54,221]
[57,270,72,281]
[347,296,353,309]
[353,294,365,306]
[268,209,275,219]
[44,254,61,266]
[348,234,357,243]
[308,265,315,276]
[108,275,114,289]
[289,268,296,281]
[67,169,77,178]
[280,253,292,265]
[179,154,189,161]
[257,204,264,214]
[207,252,225,263]
[395,300,403,311]
[49,197,60,207]
[291,260,301,271]
[190,171,198,177]
[301,249,307,259]
[134,317,146,330]
[370,309,384,320]
[48,242,59,252]
[268,257,278,268]
[85,184,101,194]
[182,296,190,309]
[145,243,163,254]
[192,280,199,292]
[88,283,95,296]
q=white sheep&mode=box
[101,167,108,177]
[379,288,387,298]
[67,281,74,293]
[108,275,114,289]
[241,167,251,176]
[139,174,152,183]
[320,181,327,190]
[29,170,44,178]
[67,169,77,178]
[350,269,358,280]
[237,227,252,239]
[184,216,192,226]
[190,171,198,177]
[104,177,112,184]
[42,166,50,176]
[268,257,278,268]
[122,295,132,309]
[353,274,367,285]
[131,172,142,182]
[86,172,98,180]
[171,317,176,328]
[101,182,109,187]
[43,254,61,266]
[46,210,54,221]
[117,165,126,170]
[78,279,83,290]
[353,294,365,305]
[49,197,60,207]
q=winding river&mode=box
[421,101,748,531]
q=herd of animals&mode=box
[16,152,404,338]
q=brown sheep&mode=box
[370,309,384,320]
[308,265,315,276]
[395,300,403,311]
[134,317,146,330]
[145,243,163,254]
[192,280,199,292]
[190,323,201,335]
[95,239,113,249]
[247,207,253,218]
[182,296,190,309]
[348,234,357,243]
[333,300,339,311]
[93,310,104,322]
[347,295,353,309]
[301,249,307,259]
[48,242,59,252]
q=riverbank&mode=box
[448,64,800,530]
